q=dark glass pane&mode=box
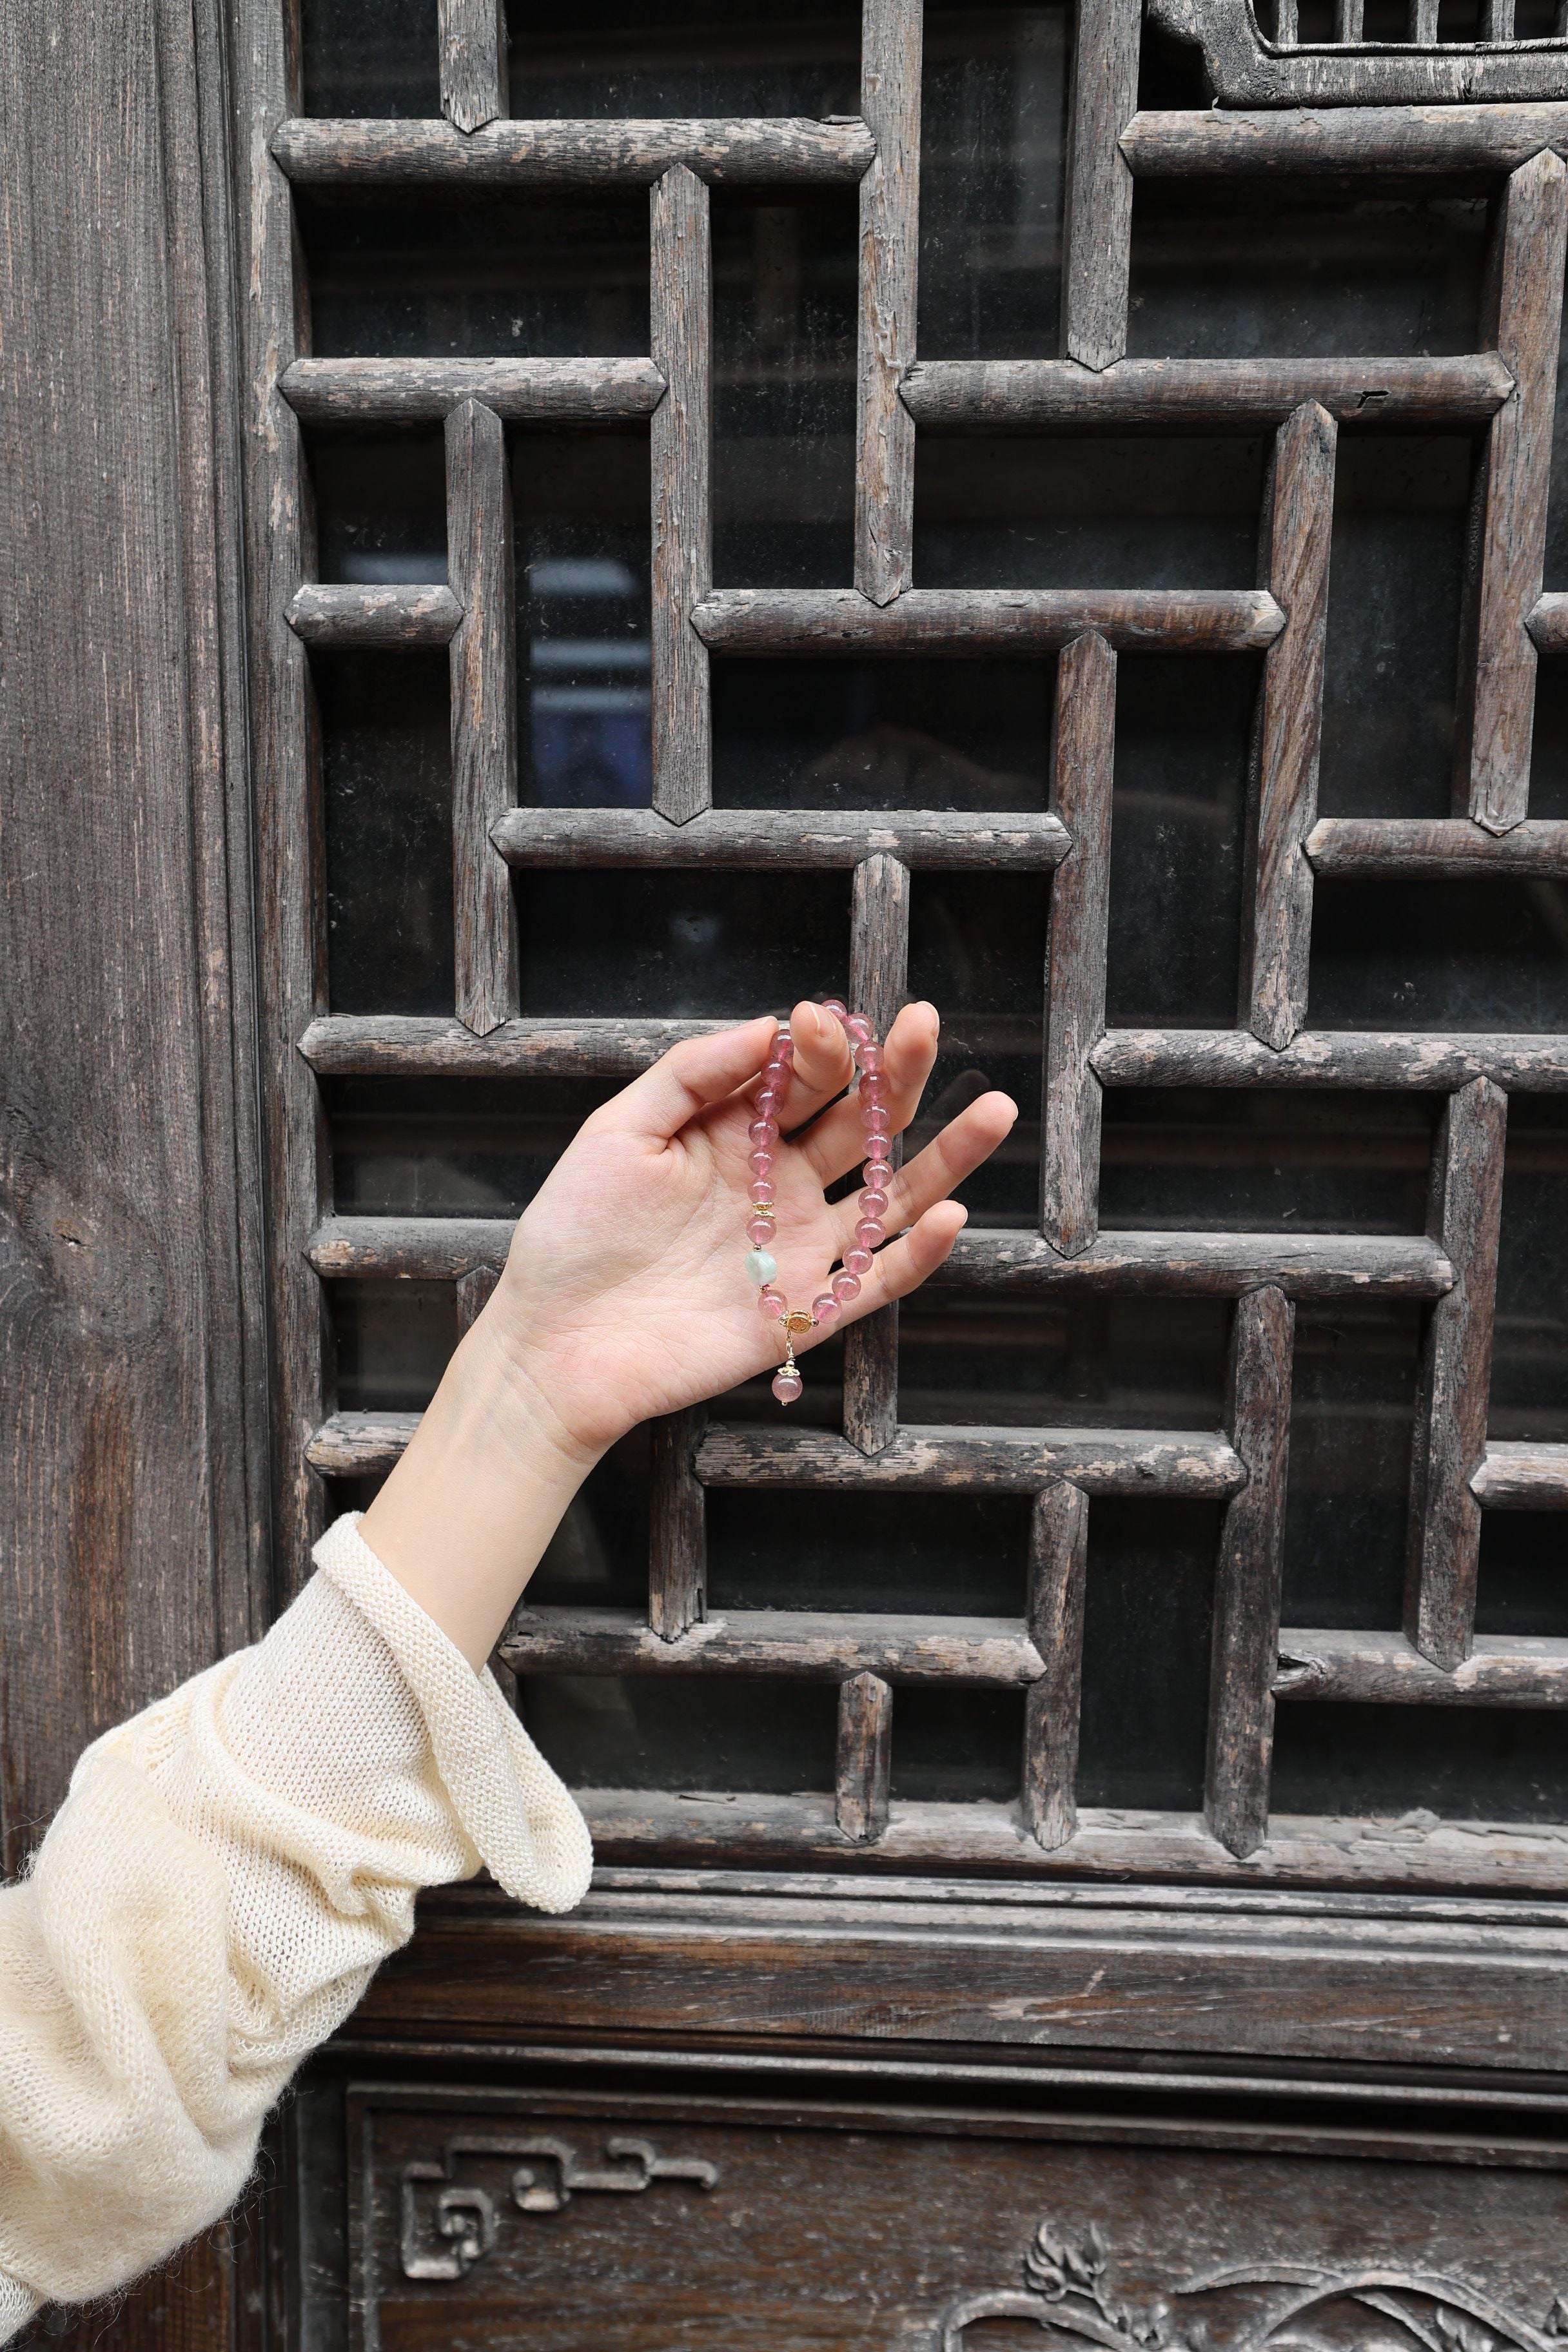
[514,868,848,1015]
[899,1293,1228,1429]
[514,433,652,808]
[526,1434,651,1612]
[1476,1513,1568,1640]
[299,191,649,358]
[1529,659,1568,823]
[917,439,1264,591]
[317,647,453,1015]
[712,193,857,588]
[1536,246,1568,595]
[1076,1499,1220,1810]
[328,1075,618,1217]
[1104,655,1254,1029]
[1317,438,1471,822]
[712,657,1051,810]
[707,1490,1030,1614]
[310,429,448,584]
[1128,185,1487,360]
[520,1676,838,1793]
[919,2,1070,362]
[1491,1097,1568,1444]
[1099,1090,1438,1234]
[509,1,859,117]
[1309,879,1568,1030]
[300,0,438,116]
[907,872,1046,1222]
[331,1279,457,1410]
[1282,1300,1422,1629]
[1271,1704,1568,1824]
[890,1687,1024,1804]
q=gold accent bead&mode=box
[750,1203,776,1219]
[785,1309,814,1335]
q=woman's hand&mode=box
[362,1001,1016,1663]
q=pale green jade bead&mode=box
[745,1247,778,1287]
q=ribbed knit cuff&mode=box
[0,2273,42,2345]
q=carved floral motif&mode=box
[400,2132,719,2281]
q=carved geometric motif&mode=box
[399,2132,720,2281]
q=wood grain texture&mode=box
[1242,403,1337,1049]
[836,1670,894,1841]
[692,587,1285,654]
[299,1012,734,1076]
[855,0,921,603]
[1306,816,1568,874]
[649,1405,706,1638]
[271,115,877,184]
[447,398,518,1033]
[1406,1079,1509,1671]
[1206,1286,1295,1860]
[1093,1027,1568,1090]
[1276,1627,1568,1706]
[438,0,506,134]
[491,805,1069,868]
[286,581,462,645]
[1063,0,1141,369]
[1121,103,1568,177]
[306,1410,422,1474]
[843,852,910,1452]
[1042,632,1115,1256]
[650,163,711,823]
[455,1264,498,1331]
[900,354,1513,431]
[1023,1482,1090,1850]
[499,1606,1045,1683]
[1472,1440,1568,1506]
[280,354,667,422]
[694,1424,1244,1496]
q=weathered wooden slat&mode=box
[498,1605,1045,1683]
[1093,1028,1568,1092]
[490,806,1070,869]
[438,0,507,133]
[1041,632,1114,1257]
[279,356,667,424]
[836,1672,894,1842]
[271,115,877,186]
[649,1404,707,1639]
[305,1411,420,1475]
[1406,1079,1509,1671]
[1307,816,1568,876]
[1527,591,1568,650]
[856,0,921,603]
[455,1264,498,1331]
[299,1012,730,1076]
[1063,0,1142,370]
[691,588,1284,655]
[1241,403,1337,1050]
[1454,150,1568,834]
[447,398,518,1034]
[899,355,1514,432]
[1275,1627,1568,1707]
[694,1424,1244,1496]
[1472,1442,1568,1509]
[1121,104,1568,178]
[286,582,462,645]
[1022,1484,1090,1851]
[651,163,711,823]
[843,852,910,1453]
[1206,1287,1295,1861]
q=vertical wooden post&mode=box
[1042,630,1115,1257]
[1454,148,1568,835]
[1023,1482,1090,1850]
[1406,1079,1508,1670]
[1206,1284,1295,1860]
[439,0,508,133]
[836,1671,894,1841]
[455,1265,499,1331]
[649,1404,707,1638]
[1061,0,1142,371]
[845,850,910,1453]
[1240,400,1337,1051]
[447,398,518,1036]
[651,164,712,823]
[856,0,923,603]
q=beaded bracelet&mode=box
[742,997,892,1407]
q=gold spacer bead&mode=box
[750,1202,776,1219]
[784,1309,814,1335]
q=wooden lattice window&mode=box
[242,0,1568,1894]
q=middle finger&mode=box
[794,999,941,1183]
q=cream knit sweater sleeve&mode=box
[0,1513,592,2337]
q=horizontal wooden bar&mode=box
[490,807,1071,870]
[271,115,876,186]
[1307,817,1568,877]
[1121,104,1568,179]
[1093,1028,1568,1091]
[900,355,1513,433]
[1472,1442,1568,1508]
[280,355,667,424]
[286,582,462,645]
[308,1215,507,1279]
[1529,592,1568,650]
[936,1228,1453,1298]
[299,1013,728,1076]
[306,1411,419,1475]
[694,1424,1245,1497]
[690,587,1284,656]
[498,1607,1045,1685]
[1275,1627,1568,1707]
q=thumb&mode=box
[616,1015,780,1141]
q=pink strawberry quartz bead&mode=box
[811,1292,841,1324]
[758,1286,788,1320]
[831,1269,861,1304]
[746,1215,776,1247]
[843,1247,874,1278]
[771,1367,803,1404]
[821,997,848,1022]
[855,1218,884,1250]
